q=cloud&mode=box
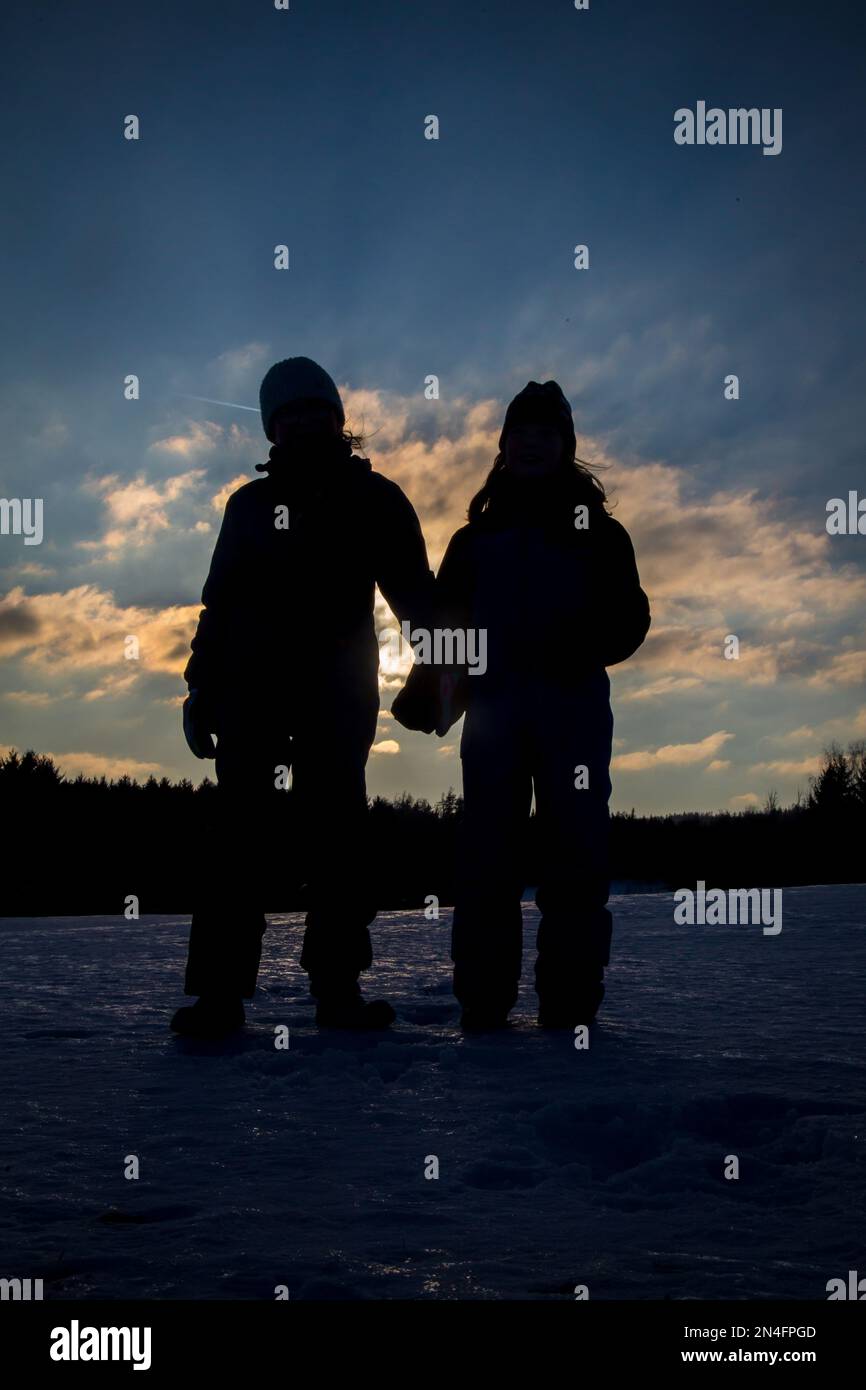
[2,689,59,707]
[3,378,865,811]
[81,670,140,701]
[25,420,70,450]
[596,463,866,693]
[370,739,400,755]
[730,792,761,808]
[208,341,270,393]
[749,756,821,777]
[10,561,54,579]
[612,730,734,772]
[0,585,197,679]
[80,470,206,556]
[332,389,866,705]
[806,648,866,688]
[341,387,503,564]
[761,706,866,747]
[211,473,251,514]
[0,604,41,644]
[147,421,225,459]
[619,674,704,703]
[761,722,820,745]
[146,419,259,481]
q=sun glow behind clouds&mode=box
[1,384,865,808]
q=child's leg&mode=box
[530,673,614,1016]
[293,698,379,1002]
[184,719,279,1000]
[452,699,532,1014]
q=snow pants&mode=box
[452,670,614,1012]
[184,692,378,1000]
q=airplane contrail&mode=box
[182,394,259,412]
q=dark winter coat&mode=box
[392,484,651,734]
[185,452,435,728]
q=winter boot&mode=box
[312,978,395,1030]
[537,976,605,1029]
[452,958,520,1035]
[170,995,246,1038]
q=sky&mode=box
[1,0,864,814]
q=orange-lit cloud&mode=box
[370,739,400,755]
[0,584,198,680]
[613,730,734,772]
[147,420,225,458]
[80,470,206,557]
[730,791,761,809]
[749,756,822,777]
[3,389,864,805]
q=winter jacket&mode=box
[392,494,650,734]
[184,452,435,723]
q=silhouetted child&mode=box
[173,357,434,1037]
[394,381,650,1030]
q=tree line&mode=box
[0,743,862,915]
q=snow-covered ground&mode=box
[1,885,864,1301]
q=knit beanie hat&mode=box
[498,380,576,453]
[259,357,345,441]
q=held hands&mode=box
[182,689,216,760]
[390,663,438,734]
[391,665,462,737]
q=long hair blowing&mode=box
[467,447,609,525]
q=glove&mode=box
[182,689,216,759]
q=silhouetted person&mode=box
[172,357,434,1037]
[394,381,650,1030]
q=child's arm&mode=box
[183,489,244,697]
[391,527,473,735]
[590,515,651,666]
[431,528,474,732]
[376,479,437,735]
[373,477,436,636]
